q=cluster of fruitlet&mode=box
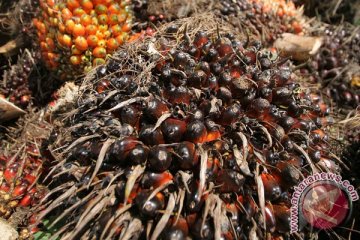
[0,117,50,239]
[33,0,134,80]
[300,25,360,108]
[34,23,339,240]
[0,108,52,238]
[0,146,46,216]
[215,0,304,43]
[0,50,41,107]
[0,0,40,107]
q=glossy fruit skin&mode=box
[161,118,187,143]
[148,146,172,172]
[174,141,199,170]
[185,120,208,143]
[191,218,214,240]
[261,173,282,201]
[141,171,173,189]
[105,137,138,165]
[135,191,165,218]
[127,144,148,165]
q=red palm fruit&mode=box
[174,141,199,170]
[217,103,242,125]
[185,121,208,143]
[261,173,282,201]
[135,191,165,218]
[127,144,149,165]
[96,79,110,93]
[186,181,204,212]
[273,204,290,233]
[115,182,140,204]
[106,137,139,165]
[12,182,29,197]
[0,183,10,193]
[163,217,189,240]
[215,169,245,193]
[216,42,233,58]
[273,161,301,190]
[139,125,166,146]
[191,217,214,240]
[161,118,187,143]
[310,129,328,143]
[145,98,169,122]
[193,31,209,48]
[166,86,192,105]
[141,171,173,189]
[119,105,141,128]
[237,195,256,220]
[206,157,221,179]
[33,28,340,239]
[19,194,32,207]
[3,164,18,183]
[264,202,276,233]
[218,71,232,87]
[148,146,172,172]
[246,98,270,119]
[217,87,233,105]
[188,70,207,88]
[204,129,221,143]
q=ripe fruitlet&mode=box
[34,0,134,79]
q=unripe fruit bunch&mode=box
[33,0,134,80]
[34,20,339,239]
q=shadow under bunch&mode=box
[36,18,340,240]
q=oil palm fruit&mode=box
[34,21,338,239]
[0,50,41,107]
[215,0,305,44]
[0,110,50,239]
[300,24,360,108]
[0,0,41,108]
[33,0,134,80]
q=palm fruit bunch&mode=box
[0,50,42,107]
[32,18,340,240]
[0,0,41,107]
[214,0,305,44]
[0,111,50,239]
[33,0,134,80]
[300,24,360,108]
